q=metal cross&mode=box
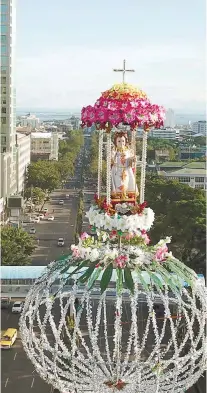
[113,59,135,83]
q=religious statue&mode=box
[111,132,138,200]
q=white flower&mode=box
[89,248,100,262]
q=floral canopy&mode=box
[81,83,165,130]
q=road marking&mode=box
[50,386,54,393]
[5,378,9,387]
[13,352,17,360]
[6,314,10,320]
[31,377,35,388]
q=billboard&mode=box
[7,196,23,209]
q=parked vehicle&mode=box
[57,238,64,246]
[1,297,11,309]
[29,228,36,234]
[0,328,17,349]
[66,194,70,199]
[59,200,64,205]
[47,216,54,221]
[38,213,44,220]
[43,208,48,213]
[12,301,24,314]
[33,217,40,223]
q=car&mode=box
[47,215,54,221]
[57,238,64,246]
[38,213,45,220]
[59,200,64,205]
[0,328,17,349]
[66,194,70,199]
[12,301,24,314]
[33,217,40,223]
[29,228,36,234]
[1,297,11,309]
[43,208,48,212]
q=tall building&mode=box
[137,128,178,140]
[164,108,175,128]
[192,121,207,135]
[1,0,17,199]
[15,133,31,194]
[20,114,40,129]
[31,132,59,161]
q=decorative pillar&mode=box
[97,130,103,199]
[131,129,136,156]
[140,130,148,203]
[106,132,111,205]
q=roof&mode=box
[159,162,184,168]
[185,162,206,169]
[165,168,206,176]
[31,132,51,139]
[0,266,46,279]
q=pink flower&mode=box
[155,245,168,262]
[125,233,133,241]
[115,255,128,268]
[71,245,80,258]
[80,232,90,241]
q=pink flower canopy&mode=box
[81,83,165,131]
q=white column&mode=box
[140,131,148,203]
[97,130,103,198]
[106,133,111,205]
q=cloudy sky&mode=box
[16,0,206,112]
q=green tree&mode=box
[26,161,61,192]
[1,226,35,266]
[145,176,206,274]
[24,187,45,205]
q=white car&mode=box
[47,216,54,221]
[66,194,70,199]
[59,200,64,205]
[30,216,39,223]
[29,228,36,234]
[43,208,48,212]
[57,238,64,246]
[12,301,24,314]
[38,213,45,220]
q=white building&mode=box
[20,114,40,129]
[164,108,175,128]
[31,132,59,161]
[158,162,206,190]
[137,128,178,140]
[15,133,31,193]
[1,0,17,200]
[192,121,206,135]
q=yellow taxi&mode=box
[0,328,17,349]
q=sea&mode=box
[16,110,206,125]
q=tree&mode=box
[26,161,61,192]
[144,176,206,274]
[24,187,45,205]
[1,226,35,266]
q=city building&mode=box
[20,114,40,129]
[69,116,81,130]
[164,108,175,128]
[31,132,59,161]
[15,133,31,193]
[155,149,170,162]
[137,128,178,140]
[158,162,206,190]
[178,145,206,160]
[1,0,17,200]
[192,121,207,135]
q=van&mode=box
[0,328,17,349]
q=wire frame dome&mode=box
[19,258,206,393]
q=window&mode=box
[1,86,6,94]
[1,35,7,44]
[1,66,7,73]
[1,117,6,125]
[1,14,7,23]
[196,177,204,183]
[1,45,7,55]
[1,76,6,84]
[1,136,6,143]
[0,4,8,13]
[178,177,190,183]
[1,57,8,66]
[1,99,6,105]
[0,25,7,33]
[195,184,204,189]
[1,107,6,114]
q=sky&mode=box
[16,0,206,112]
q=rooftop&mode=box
[159,162,184,168]
[165,168,206,176]
[31,132,52,138]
